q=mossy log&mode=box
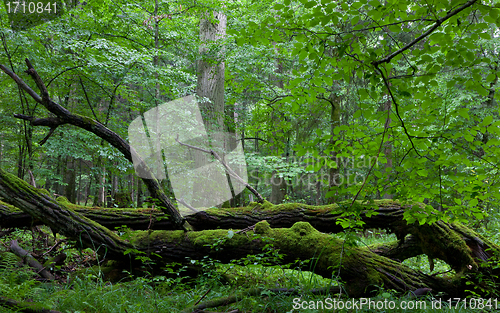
[0,199,172,230]
[1,168,499,297]
[0,169,133,258]
[129,221,457,297]
[1,197,408,232]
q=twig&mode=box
[42,239,65,257]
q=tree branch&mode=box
[14,114,64,127]
[372,0,478,66]
[0,60,190,231]
[175,135,265,203]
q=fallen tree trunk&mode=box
[0,197,409,232]
[1,168,499,297]
[0,169,133,259]
[9,240,55,281]
[129,220,457,297]
[0,199,172,230]
[0,197,425,263]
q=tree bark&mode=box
[10,240,55,280]
[327,85,341,204]
[64,156,76,203]
[0,169,133,258]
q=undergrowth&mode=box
[0,227,499,313]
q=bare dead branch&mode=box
[175,135,265,203]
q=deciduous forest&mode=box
[1,0,500,312]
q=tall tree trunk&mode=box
[64,156,76,203]
[382,98,393,199]
[197,11,226,134]
[137,177,143,208]
[77,158,82,204]
[98,165,106,206]
[269,44,287,204]
[327,86,341,204]
[193,10,228,208]
[17,142,25,179]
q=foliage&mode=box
[3,0,500,310]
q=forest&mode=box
[1,0,500,312]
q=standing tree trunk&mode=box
[64,156,76,203]
[136,177,143,208]
[194,10,229,208]
[269,44,287,205]
[327,85,341,204]
[197,11,226,134]
[382,97,393,199]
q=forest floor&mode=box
[1,219,500,313]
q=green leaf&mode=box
[304,0,316,8]
[458,108,469,119]
[481,115,493,126]
[416,169,428,177]
[469,198,478,207]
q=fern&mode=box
[0,252,19,269]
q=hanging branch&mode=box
[176,197,200,213]
[175,135,265,203]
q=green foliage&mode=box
[229,0,500,225]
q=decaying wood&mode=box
[1,168,499,297]
[0,198,409,233]
[9,240,55,281]
[0,169,133,259]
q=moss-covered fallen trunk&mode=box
[0,169,133,258]
[1,168,499,297]
[130,220,457,297]
[0,197,409,232]
[0,199,172,230]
